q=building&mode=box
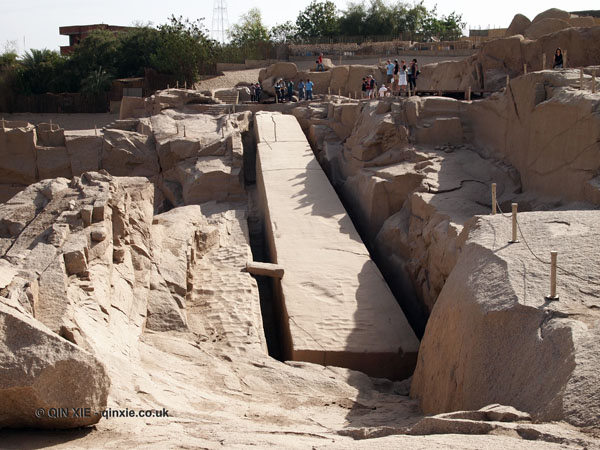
[59,24,133,55]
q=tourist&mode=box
[316,53,324,72]
[408,59,419,93]
[255,83,262,102]
[397,61,407,96]
[368,75,377,99]
[298,79,305,100]
[305,78,314,100]
[287,80,294,101]
[386,59,395,84]
[553,48,563,69]
[250,84,256,102]
[361,78,367,98]
[378,84,388,98]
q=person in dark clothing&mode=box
[553,48,563,69]
[287,80,294,101]
[361,77,367,98]
[408,59,419,92]
[255,83,262,102]
[368,75,376,99]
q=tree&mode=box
[150,15,217,85]
[229,8,270,46]
[69,29,120,79]
[338,3,367,36]
[270,21,299,44]
[117,26,161,78]
[296,0,339,38]
[80,66,112,95]
[17,49,69,94]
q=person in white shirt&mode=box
[378,84,388,97]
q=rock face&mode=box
[0,102,247,209]
[411,211,600,427]
[418,25,600,91]
[524,18,571,40]
[0,302,110,429]
[468,70,600,204]
[294,96,521,325]
[532,8,571,24]
[506,14,532,37]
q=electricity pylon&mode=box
[212,0,229,44]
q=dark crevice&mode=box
[242,127,283,361]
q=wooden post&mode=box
[183,124,186,138]
[545,251,559,300]
[167,84,169,90]
[564,50,568,68]
[491,183,497,215]
[524,64,527,75]
[176,80,179,89]
[542,53,546,70]
[467,86,472,101]
[184,81,187,89]
[338,88,341,97]
[593,70,597,94]
[580,68,584,90]
[328,87,331,95]
[509,203,519,243]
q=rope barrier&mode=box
[496,201,600,285]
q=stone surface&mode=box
[0,302,110,429]
[506,13,532,37]
[532,8,571,24]
[254,111,419,380]
[411,211,600,427]
[524,18,571,40]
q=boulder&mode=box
[411,211,600,427]
[0,302,110,429]
[506,14,531,37]
[119,96,147,120]
[65,132,102,176]
[532,8,571,24]
[0,124,37,184]
[524,18,571,40]
[101,129,159,177]
[258,62,298,83]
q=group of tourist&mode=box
[360,58,420,99]
[272,78,315,102]
[249,83,262,102]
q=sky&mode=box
[1,0,598,54]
